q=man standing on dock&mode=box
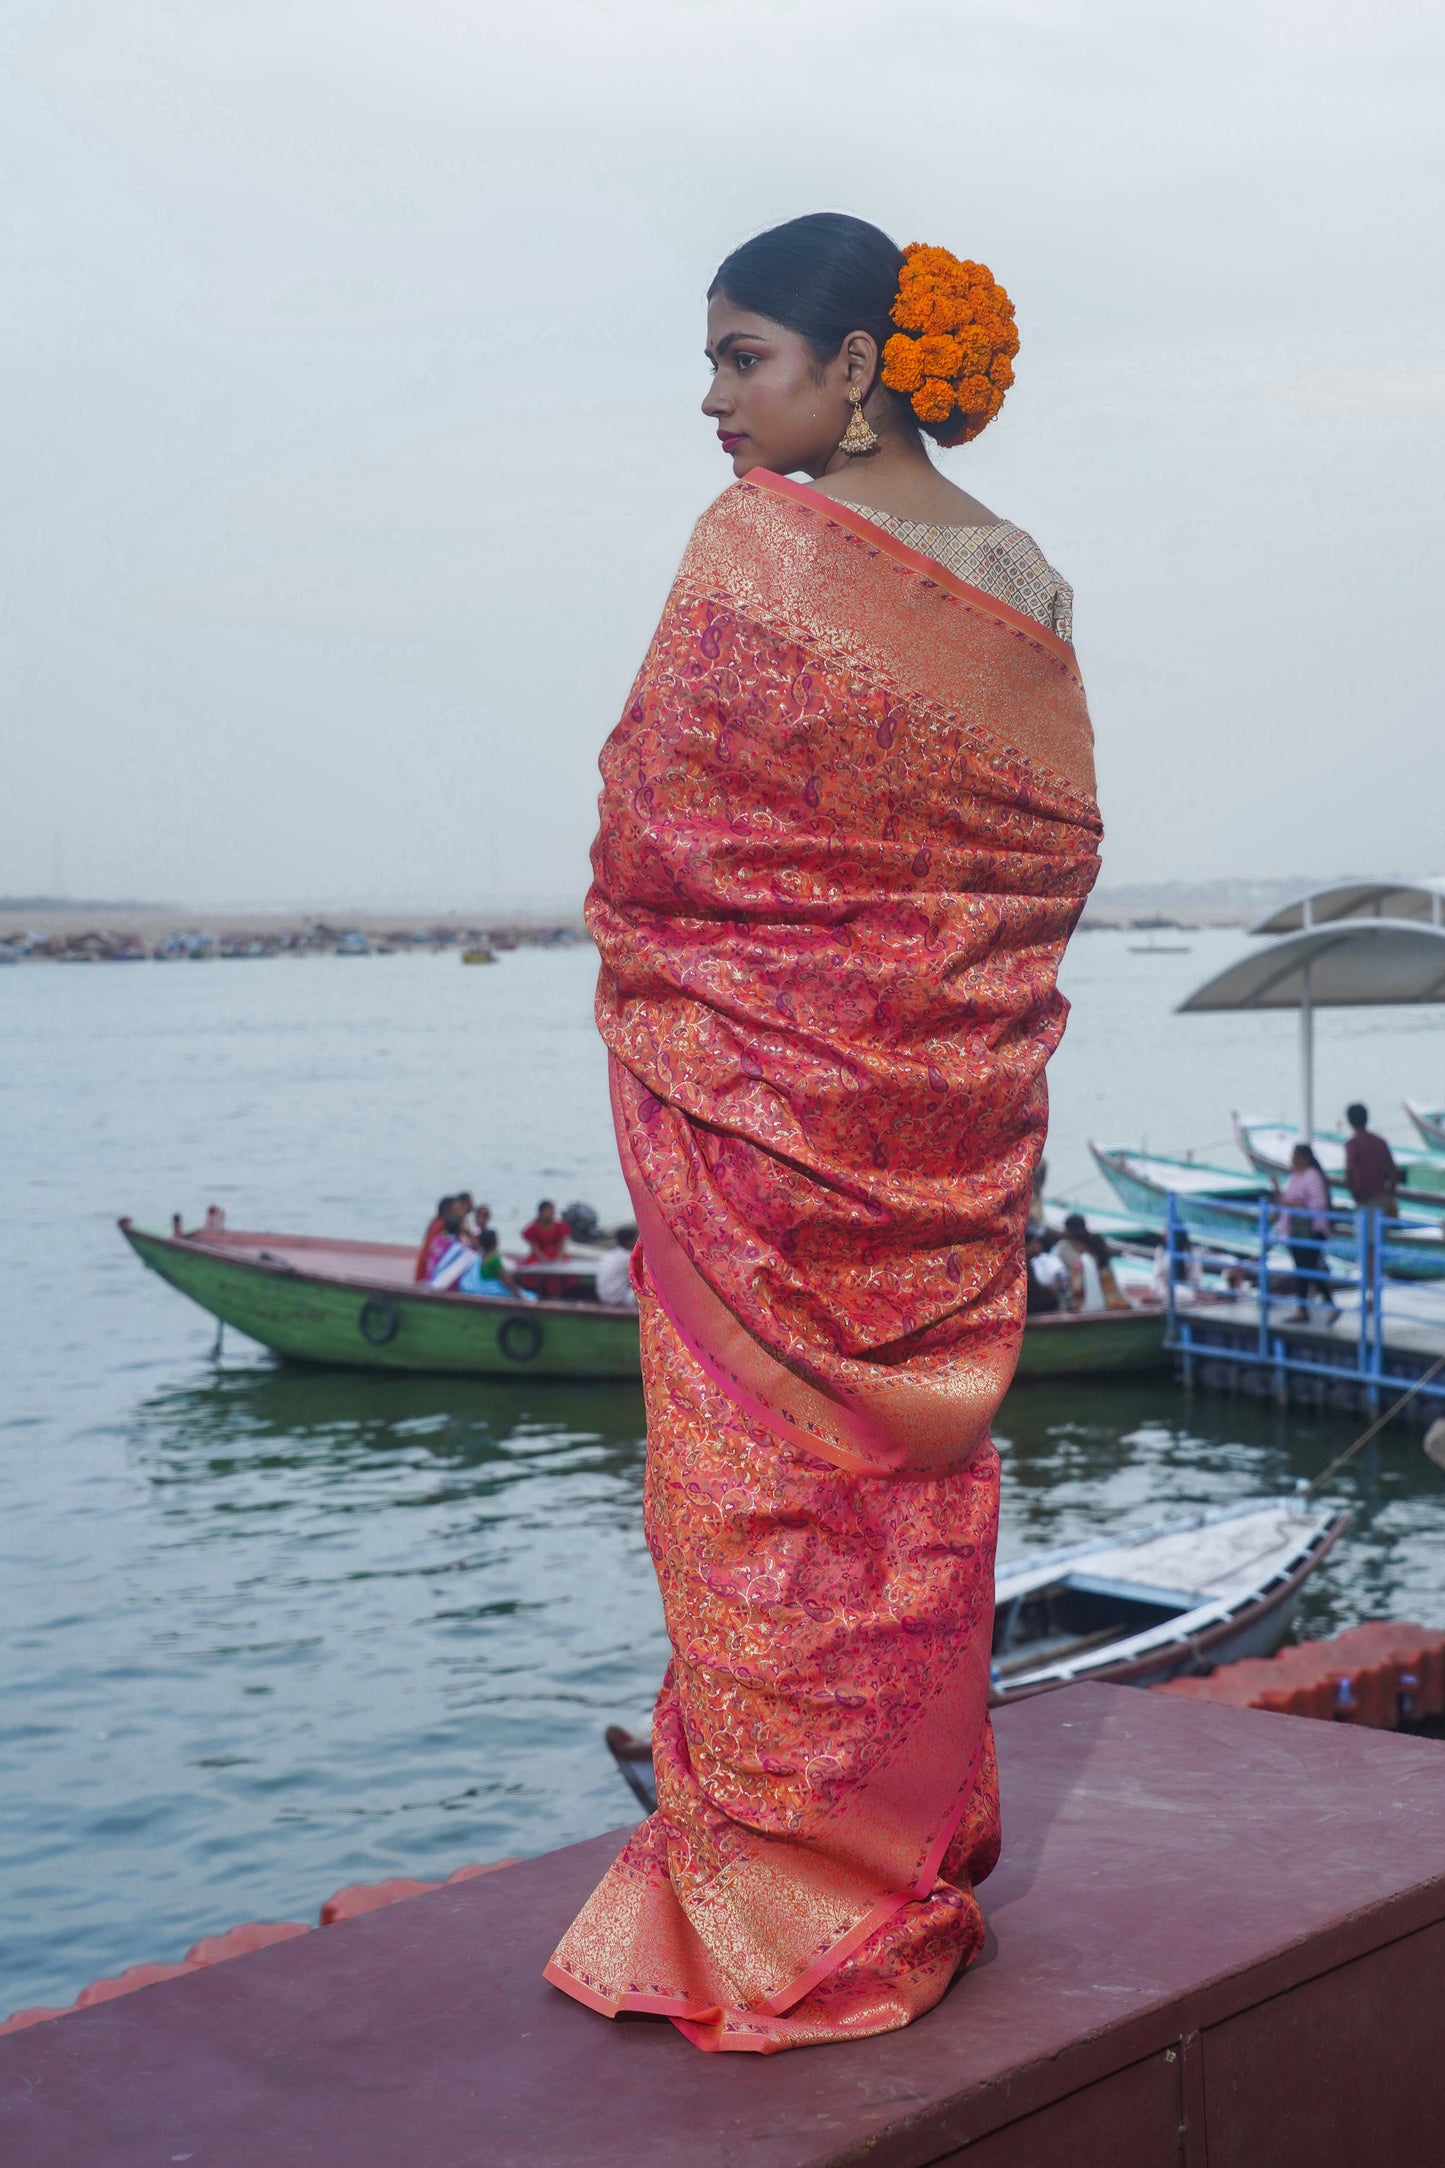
[1344,1103,1399,1302]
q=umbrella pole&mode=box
[1299,964,1314,1144]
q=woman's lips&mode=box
[718,431,744,452]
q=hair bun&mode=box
[880,244,1019,445]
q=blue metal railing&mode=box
[1161,1188,1445,1413]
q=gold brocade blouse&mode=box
[850,508,1074,645]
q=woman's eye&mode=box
[735,352,757,371]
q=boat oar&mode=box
[1303,1354,1445,1496]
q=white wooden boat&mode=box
[1405,1100,1445,1152]
[1233,1113,1445,1202]
[989,1497,1349,1700]
[605,1498,1349,1808]
[1232,1113,1349,1182]
[1093,1141,1445,1279]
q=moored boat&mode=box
[1090,1143,1266,1250]
[606,1496,1351,1806]
[1232,1112,1445,1203]
[1092,1142,1445,1279]
[988,1497,1349,1700]
[120,1221,641,1379]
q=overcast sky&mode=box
[4,0,1442,909]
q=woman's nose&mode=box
[701,380,728,418]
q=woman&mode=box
[546,215,1101,2052]
[1274,1143,1337,1324]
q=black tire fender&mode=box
[359,1295,400,1346]
[498,1314,544,1363]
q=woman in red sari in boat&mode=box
[546,215,1101,2052]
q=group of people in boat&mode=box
[414,1193,534,1301]
[412,1194,639,1308]
[1025,1212,1130,1315]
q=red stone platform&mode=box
[3,1683,1444,2167]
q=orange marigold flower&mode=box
[914,332,964,379]
[954,373,994,416]
[911,378,956,424]
[955,325,991,374]
[989,354,1015,390]
[880,332,925,393]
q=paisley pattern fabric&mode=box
[544,469,1101,2052]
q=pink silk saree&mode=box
[545,470,1101,2051]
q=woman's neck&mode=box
[803,432,998,528]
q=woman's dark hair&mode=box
[709,213,943,442]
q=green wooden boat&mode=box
[121,1219,1168,1382]
[119,1220,642,1378]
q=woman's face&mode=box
[702,292,857,479]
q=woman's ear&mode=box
[842,329,880,395]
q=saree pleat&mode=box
[545,471,1101,2051]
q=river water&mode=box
[3,934,1444,2012]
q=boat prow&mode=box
[1405,1099,1445,1153]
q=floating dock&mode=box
[3,1684,1444,2166]
[1172,1296,1445,1422]
[1160,1192,1445,1421]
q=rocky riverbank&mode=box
[0,903,588,963]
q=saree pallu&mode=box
[545,470,1101,2052]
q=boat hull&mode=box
[1011,1304,1168,1379]
[121,1223,642,1379]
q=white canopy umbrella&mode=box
[1178,920,1445,1141]
[1252,878,1445,935]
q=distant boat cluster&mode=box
[0,921,586,965]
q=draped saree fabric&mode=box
[544,470,1102,2051]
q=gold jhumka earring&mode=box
[838,384,879,456]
